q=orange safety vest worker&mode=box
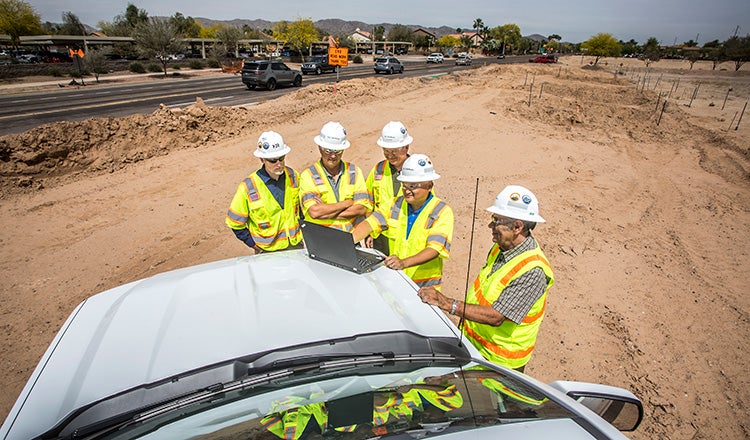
[261,403,327,440]
[462,243,554,369]
[364,194,453,289]
[366,159,403,211]
[225,166,302,251]
[299,160,371,231]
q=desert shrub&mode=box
[353,55,363,64]
[207,59,221,68]
[129,62,146,73]
[147,63,162,73]
[189,60,204,69]
[170,64,180,70]
[49,67,63,77]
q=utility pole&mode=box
[733,25,739,37]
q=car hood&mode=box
[1,250,465,440]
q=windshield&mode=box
[63,361,574,439]
[375,58,388,63]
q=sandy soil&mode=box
[1,56,748,439]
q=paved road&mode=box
[0,56,514,136]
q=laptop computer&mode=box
[300,221,385,274]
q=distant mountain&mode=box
[193,17,459,38]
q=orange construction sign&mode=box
[69,48,84,58]
[328,47,348,67]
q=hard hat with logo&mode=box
[397,153,441,182]
[487,185,546,223]
[377,121,413,148]
[313,121,351,150]
[253,131,291,159]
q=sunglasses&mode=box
[265,155,285,163]
[402,182,427,191]
[490,217,516,227]
[322,148,343,155]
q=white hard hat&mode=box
[377,121,413,148]
[313,121,351,150]
[253,131,291,158]
[397,153,441,182]
[487,185,546,223]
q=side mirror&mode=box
[549,381,643,432]
[567,392,643,431]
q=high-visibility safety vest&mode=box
[478,377,548,406]
[364,195,453,289]
[462,243,554,369]
[366,160,403,211]
[261,403,327,440]
[299,160,371,231]
[225,166,302,251]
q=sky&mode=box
[28,0,750,45]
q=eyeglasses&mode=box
[265,155,285,163]
[490,217,516,227]
[402,182,427,191]
[383,147,406,156]
[322,148,343,155]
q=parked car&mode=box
[301,55,336,75]
[241,60,302,90]
[530,54,558,63]
[455,54,472,65]
[426,52,444,63]
[374,56,404,74]
[0,249,643,440]
[497,53,506,59]
[394,47,408,55]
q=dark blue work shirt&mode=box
[406,192,433,238]
[257,166,286,209]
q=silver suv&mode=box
[241,60,302,90]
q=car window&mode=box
[389,58,398,63]
[244,62,266,70]
[375,58,387,63]
[272,63,289,71]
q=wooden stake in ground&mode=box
[735,100,747,131]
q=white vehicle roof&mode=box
[1,250,466,440]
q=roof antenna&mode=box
[457,177,480,343]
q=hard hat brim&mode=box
[314,135,351,150]
[486,205,546,223]
[377,134,413,149]
[397,172,440,183]
[253,145,291,158]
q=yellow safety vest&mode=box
[366,160,403,211]
[225,166,302,251]
[365,195,453,289]
[478,377,548,406]
[261,403,327,440]
[299,160,371,231]
[463,243,554,369]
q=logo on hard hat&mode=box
[400,127,407,135]
[418,159,426,166]
[522,195,532,204]
[509,192,520,202]
[260,141,270,150]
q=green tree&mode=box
[0,0,43,48]
[84,47,108,82]
[580,33,621,65]
[373,25,385,41]
[723,35,750,71]
[169,12,200,38]
[490,24,521,55]
[58,11,85,35]
[620,39,639,56]
[212,24,242,59]
[460,34,473,51]
[473,18,484,38]
[436,35,460,51]
[274,17,318,59]
[132,17,185,77]
[386,24,413,43]
[99,3,148,36]
[641,37,661,67]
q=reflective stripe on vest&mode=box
[478,378,548,406]
[239,169,302,251]
[463,244,554,369]
[374,160,387,181]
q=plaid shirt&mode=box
[489,235,549,324]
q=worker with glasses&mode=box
[225,131,303,253]
[352,154,453,290]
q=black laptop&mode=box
[300,221,385,273]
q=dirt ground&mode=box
[0,56,748,438]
